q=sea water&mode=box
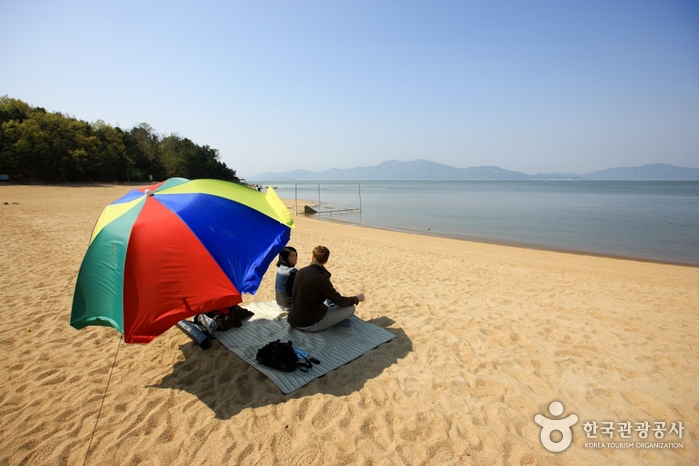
[265,180,699,266]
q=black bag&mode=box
[256,340,299,372]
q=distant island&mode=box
[249,159,699,181]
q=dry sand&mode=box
[1,184,698,465]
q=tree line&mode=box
[0,96,240,183]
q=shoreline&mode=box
[272,180,699,269]
[5,182,696,269]
[314,214,699,270]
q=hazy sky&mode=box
[2,1,698,178]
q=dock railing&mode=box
[294,182,362,217]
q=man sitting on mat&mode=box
[287,245,365,332]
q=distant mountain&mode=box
[248,160,699,181]
[580,163,699,180]
[250,159,575,181]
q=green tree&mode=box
[91,121,127,181]
[161,134,188,178]
[0,97,240,183]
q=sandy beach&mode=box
[1,184,697,465]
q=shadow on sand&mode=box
[149,317,412,419]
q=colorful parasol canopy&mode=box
[70,178,294,344]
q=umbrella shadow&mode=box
[148,317,412,419]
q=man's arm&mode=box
[319,277,359,308]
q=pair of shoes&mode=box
[332,318,351,328]
[229,304,254,319]
[226,305,255,328]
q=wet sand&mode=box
[1,184,697,465]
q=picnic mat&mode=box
[213,301,397,394]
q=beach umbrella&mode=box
[70,178,294,344]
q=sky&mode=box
[1,1,698,178]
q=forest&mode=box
[0,96,239,183]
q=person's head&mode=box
[312,245,330,264]
[276,246,298,267]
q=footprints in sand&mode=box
[36,369,67,387]
[2,187,698,465]
[399,411,447,443]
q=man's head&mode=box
[312,245,330,264]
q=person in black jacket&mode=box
[287,245,365,332]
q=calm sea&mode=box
[264,180,699,266]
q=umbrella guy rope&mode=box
[83,336,122,466]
